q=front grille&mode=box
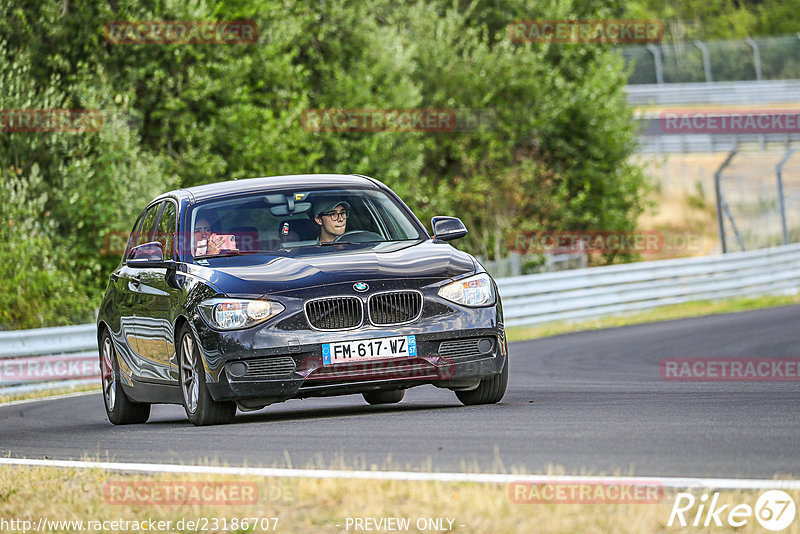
[368,291,423,325]
[438,338,494,360]
[305,297,363,330]
[241,356,297,379]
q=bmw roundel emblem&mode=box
[353,282,369,292]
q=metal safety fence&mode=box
[620,34,800,85]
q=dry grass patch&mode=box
[0,463,798,533]
[506,294,800,342]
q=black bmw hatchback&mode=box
[97,174,508,425]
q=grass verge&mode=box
[0,383,99,404]
[0,463,797,533]
[506,293,800,342]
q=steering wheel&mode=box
[333,230,384,243]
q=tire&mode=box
[455,358,508,406]
[100,329,151,425]
[363,389,405,405]
[178,324,236,426]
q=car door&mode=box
[111,211,150,370]
[132,199,183,382]
[125,201,165,380]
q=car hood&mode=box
[185,240,476,296]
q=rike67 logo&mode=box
[668,490,797,531]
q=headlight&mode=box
[437,273,496,307]
[197,298,285,330]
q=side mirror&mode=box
[127,241,172,268]
[431,216,468,241]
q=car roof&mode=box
[159,174,381,203]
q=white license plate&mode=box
[322,335,417,365]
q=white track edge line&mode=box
[0,390,98,408]
[0,458,797,490]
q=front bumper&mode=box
[194,287,506,404]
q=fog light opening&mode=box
[228,361,248,378]
[477,338,494,354]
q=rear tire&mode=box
[363,389,405,405]
[455,359,508,406]
[100,329,150,425]
[179,324,236,426]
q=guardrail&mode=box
[497,243,800,327]
[625,79,800,106]
[2,243,799,393]
[0,324,99,394]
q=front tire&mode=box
[363,390,405,405]
[179,324,236,426]
[455,359,508,406]
[100,330,150,425]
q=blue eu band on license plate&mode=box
[323,335,417,365]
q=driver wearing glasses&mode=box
[313,200,350,243]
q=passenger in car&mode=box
[313,200,350,243]
[193,217,223,256]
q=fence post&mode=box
[695,41,712,82]
[776,149,795,245]
[646,44,664,84]
[714,150,737,253]
[510,251,521,277]
[744,37,762,81]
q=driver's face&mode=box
[315,206,347,240]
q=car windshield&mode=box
[188,187,424,259]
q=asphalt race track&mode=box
[2,306,798,479]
